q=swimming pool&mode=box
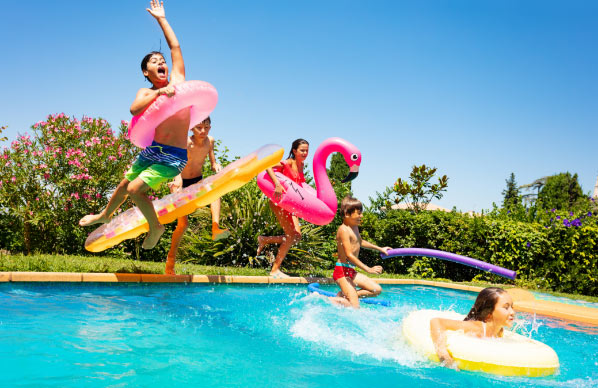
[1,283,596,387]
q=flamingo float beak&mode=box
[341,165,359,183]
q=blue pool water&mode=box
[0,283,597,387]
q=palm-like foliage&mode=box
[178,180,331,272]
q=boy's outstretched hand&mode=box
[147,0,166,19]
[368,265,383,275]
[379,247,391,256]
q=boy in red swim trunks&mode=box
[79,1,190,250]
[164,117,229,274]
[330,196,390,308]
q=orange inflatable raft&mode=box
[85,144,284,252]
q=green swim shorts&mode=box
[125,158,181,190]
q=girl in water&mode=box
[430,287,515,368]
[256,139,309,278]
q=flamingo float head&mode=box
[338,140,362,183]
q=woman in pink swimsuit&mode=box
[256,139,309,278]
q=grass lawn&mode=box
[1,253,597,303]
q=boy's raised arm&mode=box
[147,0,185,80]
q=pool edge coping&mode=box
[1,271,597,326]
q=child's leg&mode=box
[353,273,382,298]
[127,178,165,249]
[165,215,188,275]
[269,204,301,276]
[256,201,287,255]
[79,178,130,226]
[210,198,230,240]
[332,277,360,308]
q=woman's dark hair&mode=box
[288,138,309,159]
[464,287,506,322]
[141,51,164,82]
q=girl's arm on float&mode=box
[208,136,221,172]
[338,228,381,274]
[430,318,482,366]
[147,0,185,81]
[266,167,286,198]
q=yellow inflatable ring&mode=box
[85,144,284,252]
[402,309,559,377]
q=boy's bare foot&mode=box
[212,224,230,241]
[256,236,266,256]
[269,270,290,279]
[79,213,109,227]
[165,257,175,275]
[142,224,165,249]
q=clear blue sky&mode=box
[2,0,597,211]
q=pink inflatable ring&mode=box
[128,80,218,148]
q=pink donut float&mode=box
[128,80,218,148]
[257,137,361,225]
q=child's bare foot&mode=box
[269,270,290,279]
[256,236,266,256]
[212,223,230,241]
[142,224,165,249]
[79,213,109,226]
[165,257,175,275]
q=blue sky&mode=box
[3,0,597,211]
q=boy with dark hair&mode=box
[330,195,390,308]
[165,117,230,275]
[79,0,190,250]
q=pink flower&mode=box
[11,176,16,183]
[36,197,40,201]
[96,193,101,198]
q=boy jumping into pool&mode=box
[329,195,390,308]
[165,117,230,274]
[79,0,189,249]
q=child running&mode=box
[79,0,189,249]
[329,195,390,308]
[256,139,309,278]
[430,287,515,369]
[165,117,229,275]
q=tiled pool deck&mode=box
[1,272,596,326]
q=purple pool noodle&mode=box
[381,248,516,280]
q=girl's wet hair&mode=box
[288,138,309,159]
[464,287,506,322]
[340,195,363,217]
[141,51,164,82]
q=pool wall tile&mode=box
[231,276,269,283]
[141,274,192,283]
[10,272,82,282]
[114,273,142,282]
[82,273,119,282]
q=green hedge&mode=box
[358,210,597,296]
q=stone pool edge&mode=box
[1,271,596,326]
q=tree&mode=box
[502,172,521,210]
[537,172,584,211]
[393,165,449,213]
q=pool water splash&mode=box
[290,292,424,367]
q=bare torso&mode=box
[336,224,361,263]
[180,135,212,179]
[152,106,190,149]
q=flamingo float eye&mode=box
[350,153,359,161]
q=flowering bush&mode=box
[0,114,137,254]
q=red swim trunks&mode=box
[333,263,357,281]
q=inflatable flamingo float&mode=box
[257,137,361,225]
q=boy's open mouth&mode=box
[158,67,166,75]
